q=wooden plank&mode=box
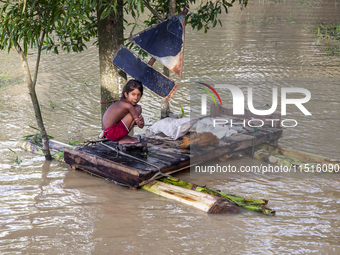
[64,140,192,187]
[139,158,191,185]
[149,145,188,156]
[147,139,185,153]
[149,149,189,161]
[142,154,173,167]
[64,148,143,187]
[81,140,188,167]
[146,139,190,159]
[78,141,174,172]
[150,145,190,156]
[79,146,155,171]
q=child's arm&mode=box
[135,115,144,129]
[126,104,144,128]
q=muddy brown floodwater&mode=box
[1,0,340,254]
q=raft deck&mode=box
[64,126,283,188]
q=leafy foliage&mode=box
[80,0,248,58]
[0,0,248,56]
[0,0,97,56]
[21,127,54,148]
[0,0,99,160]
[123,0,248,57]
[125,0,248,32]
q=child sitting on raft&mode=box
[102,80,144,144]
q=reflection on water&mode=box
[0,160,102,253]
[1,0,340,254]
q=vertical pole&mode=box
[161,0,176,119]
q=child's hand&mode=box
[135,115,144,128]
[139,115,144,124]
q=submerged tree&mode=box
[0,0,97,159]
[0,0,248,161]
[96,0,126,116]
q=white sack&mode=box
[145,117,192,140]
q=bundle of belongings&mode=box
[179,132,219,149]
[145,117,239,149]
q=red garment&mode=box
[104,120,129,142]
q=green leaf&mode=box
[8,148,16,154]
[100,6,110,20]
[137,0,141,12]
[140,0,144,13]
[130,23,137,36]
[24,40,28,57]
[54,46,59,54]
[20,134,35,141]
[213,19,217,28]
[29,125,39,131]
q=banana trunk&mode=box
[159,177,275,216]
[142,180,240,214]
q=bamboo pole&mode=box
[16,139,73,162]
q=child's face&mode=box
[125,88,142,106]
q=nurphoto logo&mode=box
[198,83,312,128]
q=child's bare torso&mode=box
[102,100,132,130]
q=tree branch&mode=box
[13,42,34,93]
[32,29,46,89]
[142,0,164,21]
[168,0,176,18]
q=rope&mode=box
[100,99,120,104]
[99,142,161,170]
[240,129,257,158]
[140,171,172,186]
[74,138,109,149]
[73,139,173,187]
[98,142,172,186]
[261,129,272,150]
[249,133,257,158]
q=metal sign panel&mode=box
[112,45,178,101]
[129,9,188,78]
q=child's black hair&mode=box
[121,80,143,99]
